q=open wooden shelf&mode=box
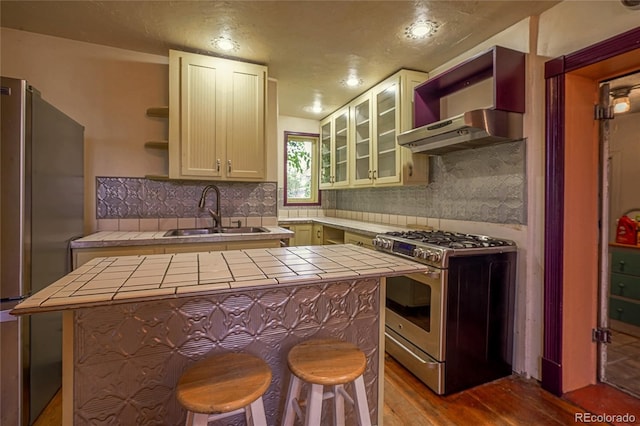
[144,141,169,149]
[146,107,169,118]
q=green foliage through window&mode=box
[284,132,319,205]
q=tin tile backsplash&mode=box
[333,140,526,225]
[96,178,277,219]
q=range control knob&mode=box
[373,237,391,250]
[430,250,442,262]
[413,248,425,259]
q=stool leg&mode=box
[305,384,324,426]
[187,412,209,426]
[352,376,371,426]
[246,397,268,426]
[333,384,345,426]
[282,375,302,426]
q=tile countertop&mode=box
[70,226,294,249]
[11,244,427,315]
[278,217,412,236]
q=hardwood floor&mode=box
[383,354,608,426]
[36,354,626,425]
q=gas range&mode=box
[372,229,516,268]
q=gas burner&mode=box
[385,230,513,249]
[373,229,516,267]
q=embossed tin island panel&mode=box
[71,278,380,425]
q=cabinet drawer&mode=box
[610,273,640,301]
[344,231,374,249]
[609,298,640,327]
[610,250,640,276]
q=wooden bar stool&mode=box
[176,352,272,426]
[282,338,371,426]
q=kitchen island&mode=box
[12,244,426,425]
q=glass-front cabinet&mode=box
[320,120,332,187]
[321,69,429,189]
[319,107,350,189]
[351,92,373,186]
[350,74,404,187]
[373,77,401,185]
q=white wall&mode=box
[538,1,640,59]
[1,28,169,234]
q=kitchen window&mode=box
[284,131,320,206]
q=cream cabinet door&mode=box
[351,92,374,187]
[169,50,267,181]
[225,62,266,180]
[312,224,324,245]
[372,76,402,186]
[319,107,350,189]
[319,119,333,189]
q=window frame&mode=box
[283,131,321,207]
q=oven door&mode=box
[385,269,445,362]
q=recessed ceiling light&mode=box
[303,103,323,114]
[405,20,438,39]
[212,36,239,52]
[342,76,363,88]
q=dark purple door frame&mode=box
[543,26,640,396]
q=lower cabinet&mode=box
[282,224,313,246]
[312,224,324,245]
[344,231,374,249]
[609,245,640,333]
[73,239,281,269]
[322,226,344,245]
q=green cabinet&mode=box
[609,246,640,329]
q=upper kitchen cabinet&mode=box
[319,106,350,189]
[169,50,267,181]
[350,70,429,187]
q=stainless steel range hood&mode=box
[397,109,523,155]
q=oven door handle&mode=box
[385,332,438,369]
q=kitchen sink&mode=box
[163,227,268,237]
[217,226,268,234]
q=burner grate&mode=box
[386,230,513,249]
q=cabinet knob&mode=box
[618,260,625,272]
[372,170,377,179]
[618,282,625,288]
[368,170,372,179]
[216,159,221,172]
[228,160,232,173]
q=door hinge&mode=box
[594,104,614,120]
[592,327,612,344]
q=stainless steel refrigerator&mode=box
[1,77,84,425]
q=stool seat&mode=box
[287,338,366,385]
[283,338,371,426]
[177,352,271,414]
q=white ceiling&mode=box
[1,1,562,119]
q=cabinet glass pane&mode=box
[320,122,332,184]
[377,84,397,178]
[355,99,371,181]
[334,111,348,183]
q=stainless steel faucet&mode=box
[198,184,222,230]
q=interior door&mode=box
[597,81,612,383]
[598,71,640,398]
